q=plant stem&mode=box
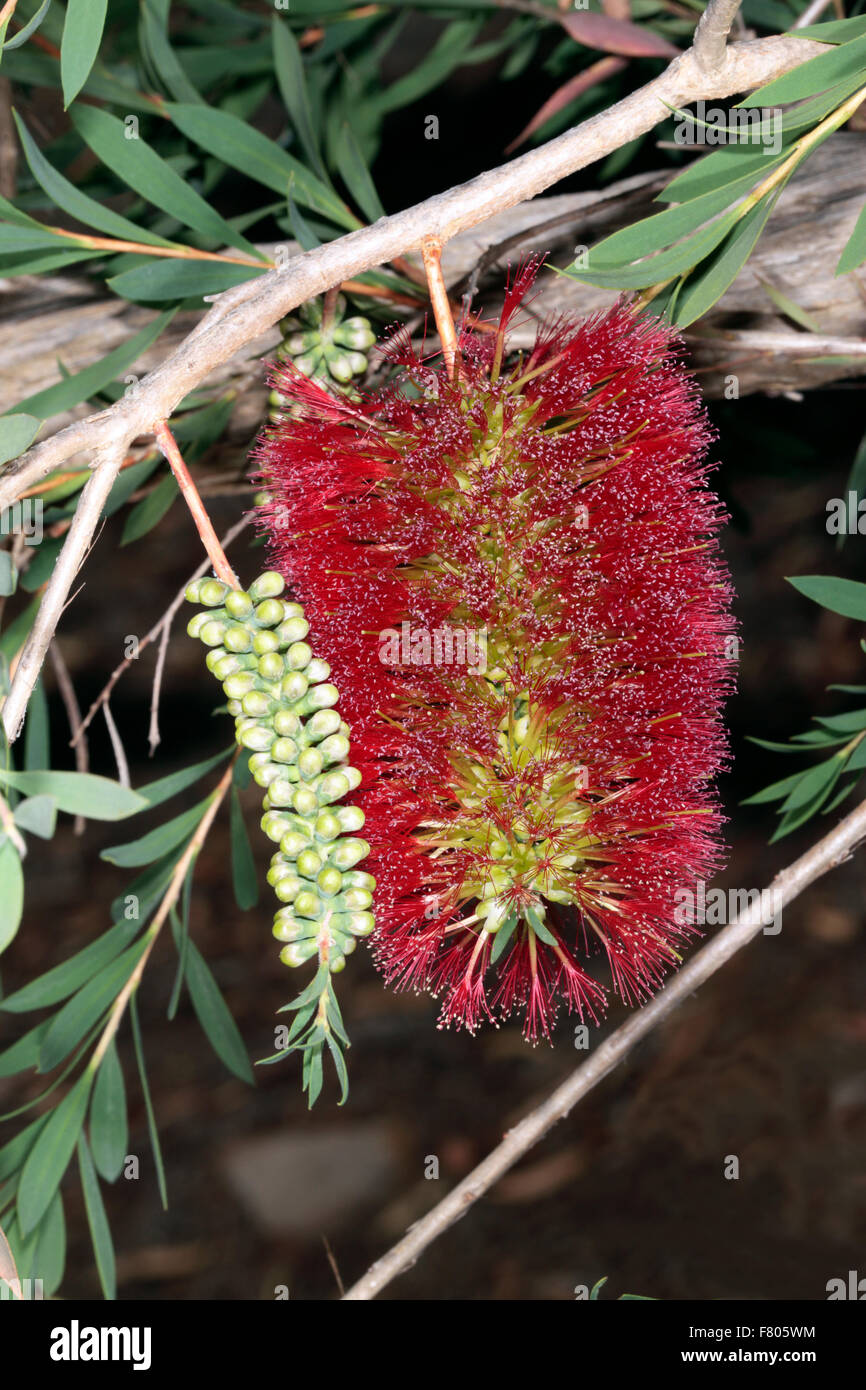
[422,235,459,376]
[153,420,240,588]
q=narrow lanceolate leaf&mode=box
[61,0,108,108]
[107,258,262,304]
[17,1072,93,1234]
[33,1191,66,1297]
[12,795,57,840]
[38,941,148,1074]
[0,1021,51,1078]
[12,311,176,420]
[788,575,866,621]
[136,748,233,810]
[0,841,24,956]
[77,1135,116,1299]
[0,413,39,466]
[70,106,266,260]
[673,195,778,327]
[271,16,328,182]
[229,789,259,911]
[740,32,866,107]
[100,796,210,868]
[0,919,141,1014]
[120,470,179,545]
[2,0,52,53]
[558,10,678,57]
[334,123,385,223]
[837,200,866,275]
[165,102,359,229]
[184,940,254,1084]
[13,111,176,249]
[0,769,148,820]
[89,1040,128,1183]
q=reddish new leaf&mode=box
[506,55,627,153]
[559,11,679,59]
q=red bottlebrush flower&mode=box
[254,268,736,1041]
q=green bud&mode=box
[314,811,341,843]
[268,779,297,807]
[346,910,375,937]
[254,598,284,628]
[252,630,281,655]
[280,830,311,859]
[226,699,243,716]
[317,771,349,805]
[275,616,309,646]
[224,625,253,653]
[271,736,299,764]
[185,579,206,604]
[343,767,362,792]
[298,747,324,781]
[292,785,319,817]
[212,653,245,680]
[262,811,292,842]
[318,733,350,766]
[281,671,309,703]
[306,658,330,683]
[344,870,376,892]
[297,849,324,879]
[241,690,276,718]
[223,672,257,700]
[286,641,312,670]
[336,805,365,834]
[225,589,254,620]
[200,620,228,647]
[274,875,304,903]
[307,709,342,742]
[273,709,300,738]
[257,652,284,681]
[307,683,339,711]
[249,571,285,601]
[252,762,282,789]
[343,887,373,911]
[205,647,227,673]
[240,725,275,752]
[328,837,370,870]
[294,889,323,920]
[327,351,355,384]
[316,866,343,897]
[186,611,212,639]
[200,579,229,607]
[280,939,319,967]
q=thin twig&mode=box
[693,0,744,73]
[148,620,171,757]
[102,701,130,788]
[48,640,88,834]
[71,515,251,747]
[793,0,834,27]
[89,758,236,1073]
[343,791,866,1299]
[153,421,239,587]
[421,236,459,375]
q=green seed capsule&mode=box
[306,658,331,683]
[254,598,285,628]
[314,811,342,843]
[298,748,324,781]
[224,625,253,653]
[273,709,300,738]
[271,736,299,764]
[286,641,312,670]
[257,652,285,681]
[281,672,309,703]
[328,837,370,870]
[240,724,276,752]
[200,620,228,647]
[224,589,254,620]
[252,630,281,655]
[200,579,229,607]
[318,733,350,766]
[296,849,324,879]
[336,805,365,834]
[317,866,343,897]
[249,571,285,601]
[307,709,342,742]
[292,786,318,817]
[280,939,319,967]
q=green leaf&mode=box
[77,1134,115,1299]
[107,257,262,303]
[0,841,24,956]
[787,574,866,620]
[334,121,384,223]
[139,0,203,106]
[61,0,108,108]
[70,106,265,259]
[0,413,39,465]
[837,199,866,275]
[17,1071,93,1234]
[13,795,57,840]
[0,917,141,1014]
[740,32,866,107]
[229,788,258,910]
[100,796,209,868]
[272,17,328,182]
[0,1020,50,1078]
[0,1114,48,1183]
[757,278,821,333]
[673,195,778,327]
[13,110,175,249]
[165,101,358,230]
[33,1189,66,1296]
[120,470,178,545]
[794,16,866,42]
[0,595,39,664]
[24,676,49,770]
[0,769,148,820]
[136,747,232,810]
[89,1040,128,1183]
[38,940,148,1074]
[815,708,866,733]
[779,756,842,813]
[3,0,52,52]
[11,310,176,420]
[129,995,167,1208]
[183,938,254,1084]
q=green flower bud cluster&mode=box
[185,570,375,976]
[269,294,376,417]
